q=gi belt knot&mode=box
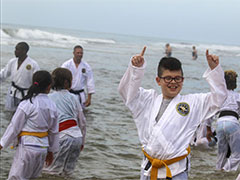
[142,146,191,180]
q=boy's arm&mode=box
[206,49,219,70]
[200,50,227,121]
[118,47,146,105]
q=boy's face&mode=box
[156,69,183,99]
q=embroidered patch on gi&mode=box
[82,68,86,73]
[26,64,32,70]
[176,102,190,116]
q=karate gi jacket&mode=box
[62,59,95,93]
[118,61,227,178]
[0,56,40,99]
[48,90,86,144]
[0,94,59,153]
[218,90,240,123]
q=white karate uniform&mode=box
[118,60,227,179]
[61,59,95,107]
[43,90,86,176]
[190,120,217,149]
[216,90,240,171]
[236,173,240,180]
[0,94,59,180]
[0,56,40,111]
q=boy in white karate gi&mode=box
[118,47,227,180]
[0,42,40,111]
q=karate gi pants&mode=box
[216,120,240,171]
[43,134,83,176]
[8,144,47,180]
[140,168,188,180]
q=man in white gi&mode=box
[62,45,95,108]
[0,42,40,111]
[118,46,227,180]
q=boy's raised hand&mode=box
[131,46,146,67]
[206,50,219,70]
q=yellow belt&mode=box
[142,146,191,180]
[19,131,48,138]
[10,131,48,149]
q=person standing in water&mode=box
[206,70,240,172]
[165,43,172,57]
[62,45,95,109]
[118,46,227,180]
[0,42,40,111]
[0,70,59,180]
[43,67,86,176]
[192,46,198,60]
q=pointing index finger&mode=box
[206,49,209,56]
[140,46,147,56]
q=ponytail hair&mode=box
[22,70,52,103]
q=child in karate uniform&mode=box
[0,70,59,180]
[43,67,86,176]
[207,70,240,172]
[118,47,227,180]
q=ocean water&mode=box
[0,24,240,180]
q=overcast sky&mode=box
[1,0,240,45]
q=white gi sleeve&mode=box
[32,61,40,72]
[118,60,146,104]
[0,108,27,148]
[48,109,59,153]
[77,100,86,145]
[0,60,12,83]
[200,64,227,121]
[118,60,156,120]
[86,65,95,94]
[237,93,240,115]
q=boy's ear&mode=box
[156,76,161,86]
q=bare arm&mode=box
[84,93,92,107]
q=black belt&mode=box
[11,81,29,98]
[69,89,84,104]
[219,110,239,119]
[69,89,84,95]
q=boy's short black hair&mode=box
[157,57,183,77]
